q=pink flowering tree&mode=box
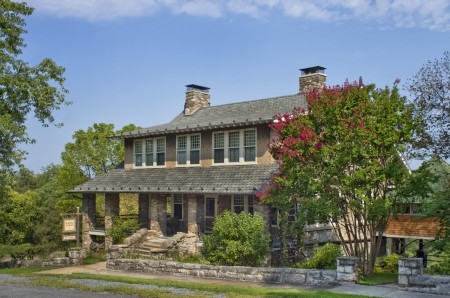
[258,80,419,275]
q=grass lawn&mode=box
[358,272,398,286]
[0,267,373,298]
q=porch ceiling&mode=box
[69,164,277,195]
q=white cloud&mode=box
[26,0,450,31]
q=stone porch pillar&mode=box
[254,200,270,225]
[149,194,166,235]
[105,193,120,248]
[187,194,198,235]
[138,193,150,229]
[82,193,96,251]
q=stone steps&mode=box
[134,247,169,260]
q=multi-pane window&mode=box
[190,135,200,164]
[156,138,165,166]
[134,140,143,166]
[167,194,183,220]
[244,130,256,162]
[213,133,225,163]
[232,195,254,214]
[213,129,257,164]
[134,137,165,167]
[177,134,201,165]
[177,136,187,164]
[145,139,154,166]
[228,131,240,162]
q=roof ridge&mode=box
[168,93,301,124]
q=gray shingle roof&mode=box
[118,94,305,138]
[70,164,277,194]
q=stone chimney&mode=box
[299,66,327,94]
[184,84,210,115]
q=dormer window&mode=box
[213,129,257,164]
[177,134,201,166]
[134,137,166,167]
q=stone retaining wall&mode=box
[107,257,359,285]
[399,258,450,296]
[0,257,70,269]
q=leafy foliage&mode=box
[259,80,419,275]
[202,211,270,266]
[0,0,68,197]
[297,243,341,269]
[407,51,450,160]
[107,217,139,244]
[429,244,450,275]
[61,123,138,180]
[373,254,400,273]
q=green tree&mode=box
[0,190,40,245]
[407,51,450,160]
[202,211,270,266]
[0,0,68,198]
[12,166,38,193]
[260,81,418,275]
[61,123,138,180]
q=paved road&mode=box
[0,283,137,298]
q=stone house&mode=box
[70,66,327,251]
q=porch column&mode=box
[105,193,119,248]
[149,194,166,235]
[187,194,198,235]
[138,193,150,229]
[82,193,96,251]
[254,200,270,225]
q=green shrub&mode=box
[374,254,400,273]
[169,251,208,264]
[429,254,450,275]
[107,217,139,244]
[202,211,270,266]
[297,243,341,269]
[83,251,107,264]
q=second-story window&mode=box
[244,130,256,162]
[156,138,165,166]
[177,134,201,166]
[214,132,225,163]
[213,129,257,164]
[134,140,143,166]
[134,137,165,167]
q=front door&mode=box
[205,197,217,232]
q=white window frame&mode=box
[232,195,254,214]
[167,194,184,220]
[176,134,201,166]
[134,137,166,167]
[212,128,257,165]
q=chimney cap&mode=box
[300,66,326,75]
[186,84,210,93]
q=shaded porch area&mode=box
[72,164,276,251]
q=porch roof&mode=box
[69,164,277,195]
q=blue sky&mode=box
[20,0,450,172]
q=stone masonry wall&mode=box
[399,258,450,296]
[106,257,359,286]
